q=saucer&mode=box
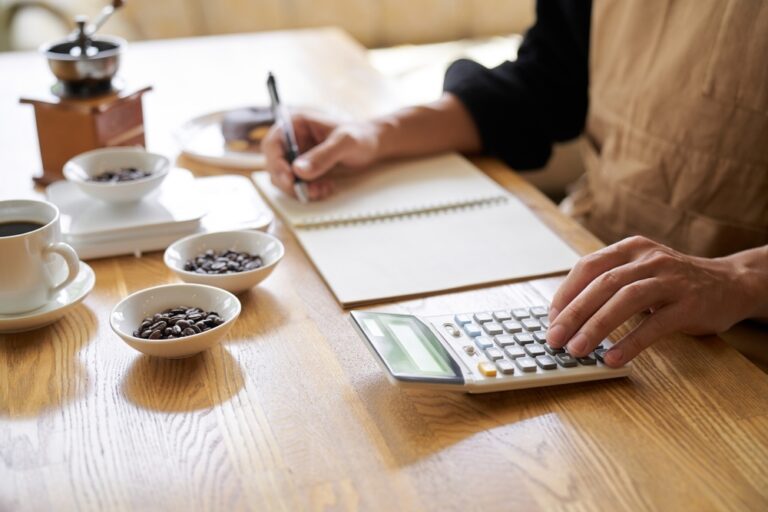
[0,261,95,334]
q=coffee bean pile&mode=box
[184,249,263,274]
[133,306,225,340]
[90,167,152,183]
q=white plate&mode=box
[47,168,206,240]
[174,110,267,170]
[0,261,95,334]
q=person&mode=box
[264,0,768,367]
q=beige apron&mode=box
[563,0,768,258]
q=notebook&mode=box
[252,153,580,306]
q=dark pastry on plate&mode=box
[221,107,275,152]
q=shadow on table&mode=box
[353,374,634,468]
[226,287,286,342]
[121,345,245,412]
[0,304,96,418]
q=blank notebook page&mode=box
[252,153,508,227]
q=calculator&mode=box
[350,305,631,393]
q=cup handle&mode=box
[44,242,81,296]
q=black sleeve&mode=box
[443,0,591,170]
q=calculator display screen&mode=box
[351,311,463,384]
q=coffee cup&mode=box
[0,199,80,315]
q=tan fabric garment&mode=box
[563,0,768,258]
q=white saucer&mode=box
[0,261,95,334]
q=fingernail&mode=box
[293,158,310,173]
[548,324,566,347]
[605,347,623,366]
[549,306,559,323]
[567,332,587,355]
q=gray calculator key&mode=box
[555,353,578,367]
[594,348,608,363]
[502,320,523,333]
[464,323,483,337]
[578,354,597,365]
[454,314,472,326]
[530,306,548,317]
[541,317,551,328]
[496,359,515,375]
[494,334,516,347]
[515,356,538,372]
[544,343,565,355]
[513,332,535,345]
[474,336,494,349]
[524,344,546,357]
[485,347,504,361]
[533,331,548,343]
[504,346,526,359]
[492,310,512,322]
[473,312,493,323]
[535,355,557,370]
[522,318,542,331]
[512,308,530,319]
[483,322,504,335]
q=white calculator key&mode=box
[492,310,512,322]
[502,320,523,333]
[485,347,504,361]
[530,306,548,317]
[473,312,493,324]
[512,308,530,319]
[495,359,515,375]
[483,322,504,335]
[522,318,542,331]
[474,336,494,349]
[494,334,516,347]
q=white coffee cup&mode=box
[0,199,80,315]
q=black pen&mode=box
[267,72,309,203]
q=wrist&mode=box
[720,246,768,320]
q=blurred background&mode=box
[0,0,582,197]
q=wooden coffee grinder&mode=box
[19,1,151,184]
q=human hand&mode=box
[262,113,381,200]
[546,236,759,367]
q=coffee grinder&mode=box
[19,1,151,184]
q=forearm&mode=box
[371,93,481,161]
[721,245,768,320]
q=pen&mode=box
[266,72,309,203]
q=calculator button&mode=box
[443,323,461,337]
[463,345,476,356]
[513,332,535,345]
[454,314,472,326]
[555,353,578,367]
[533,331,548,343]
[515,356,538,372]
[541,317,551,328]
[482,322,504,335]
[522,318,542,331]
[594,348,608,363]
[544,343,565,355]
[512,308,530,319]
[504,346,526,359]
[474,336,494,349]
[577,354,597,365]
[530,306,548,317]
[464,323,482,337]
[535,355,557,370]
[524,344,546,357]
[492,310,512,322]
[485,347,504,361]
[496,359,515,375]
[494,334,516,347]
[477,362,497,377]
[473,312,493,324]
[502,320,523,333]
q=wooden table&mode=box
[1,29,767,511]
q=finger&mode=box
[307,179,334,201]
[602,305,679,367]
[563,278,666,357]
[292,132,351,180]
[547,261,659,348]
[268,159,297,197]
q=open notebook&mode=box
[253,153,580,306]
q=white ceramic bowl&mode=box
[63,147,170,203]
[164,230,285,294]
[110,283,241,358]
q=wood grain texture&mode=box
[1,29,767,512]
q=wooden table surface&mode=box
[1,28,767,512]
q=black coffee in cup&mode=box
[0,221,44,237]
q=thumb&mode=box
[292,133,350,180]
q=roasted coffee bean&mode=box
[150,321,167,331]
[172,325,182,336]
[176,320,190,329]
[183,248,264,275]
[148,330,162,339]
[135,306,226,340]
[90,167,152,183]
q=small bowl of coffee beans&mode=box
[164,230,285,294]
[110,283,241,358]
[63,147,170,203]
